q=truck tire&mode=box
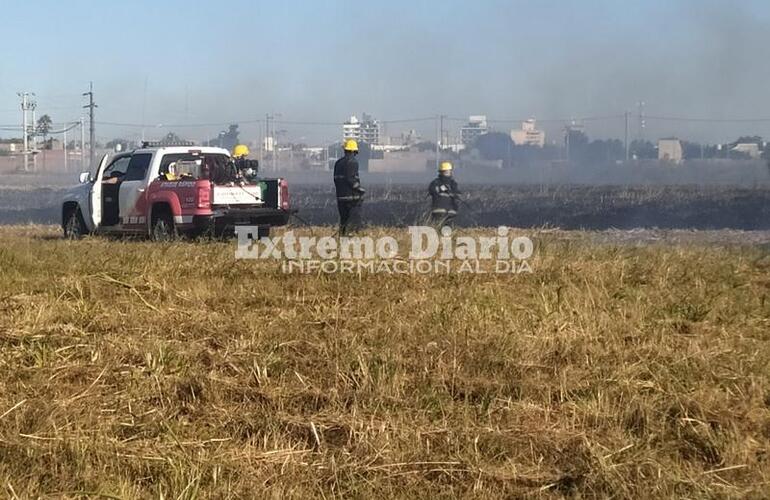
[151,211,177,242]
[63,207,86,240]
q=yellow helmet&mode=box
[232,144,250,158]
[343,139,359,152]
[439,161,453,172]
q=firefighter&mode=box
[232,144,258,181]
[334,139,365,235]
[428,161,460,226]
[232,144,250,159]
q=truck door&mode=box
[89,154,110,228]
[119,153,153,225]
[98,155,132,226]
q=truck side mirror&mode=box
[79,172,92,183]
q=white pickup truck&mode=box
[61,144,291,240]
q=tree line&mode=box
[468,131,769,168]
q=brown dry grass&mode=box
[0,225,769,498]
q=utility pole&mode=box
[273,127,278,172]
[440,115,445,150]
[141,77,148,143]
[624,111,630,162]
[17,92,37,172]
[63,128,68,173]
[83,82,97,169]
[564,122,571,164]
[438,114,448,162]
[271,116,276,172]
[265,113,272,171]
[265,113,269,154]
[80,117,86,171]
[257,122,263,168]
[266,113,280,171]
[18,92,31,172]
[435,115,441,170]
[30,102,37,171]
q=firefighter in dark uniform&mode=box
[428,161,460,226]
[334,139,365,235]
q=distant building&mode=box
[0,138,22,153]
[342,115,360,141]
[343,113,381,145]
[401,129,421,146]
[510,118,545,147]
[563,122,586,161]
[371,144,410,153]
[368,150,434,173]
[461,115,488,145]
[658,138,683,164]
[442,143,466,154]
[732,142,761,159]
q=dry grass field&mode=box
[1,225,769,498]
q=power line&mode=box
[48,121,82,134]
[72,112,770,133]
[380,116,438,124]
[95,114,583,130]
[273,119,339,126]
[30,105,84,111]
[266,117,439,127]
[0,120,79,129]
[96,118,265,128]
[441,114,626,125]
[0,105,90,113]
[98,116,439,129]
[646,115,770,123]
[92,116,442,129]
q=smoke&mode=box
[2,1,770,145]
[529,1,770,142]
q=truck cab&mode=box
[62,144,291,240]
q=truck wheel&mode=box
[151,212,177,242]
[63,208,85,240]
[258,226,270,239]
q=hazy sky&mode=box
[2,0,770,144]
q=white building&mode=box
[658,139,683,164]
[461,115,488,145]
[372,144,410,153]
[510,118,546,147]
[343,113,381,145]
[0,139,22,153]
[342,116,361,141]
[732,142,761,159]
[443,143,466,154]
